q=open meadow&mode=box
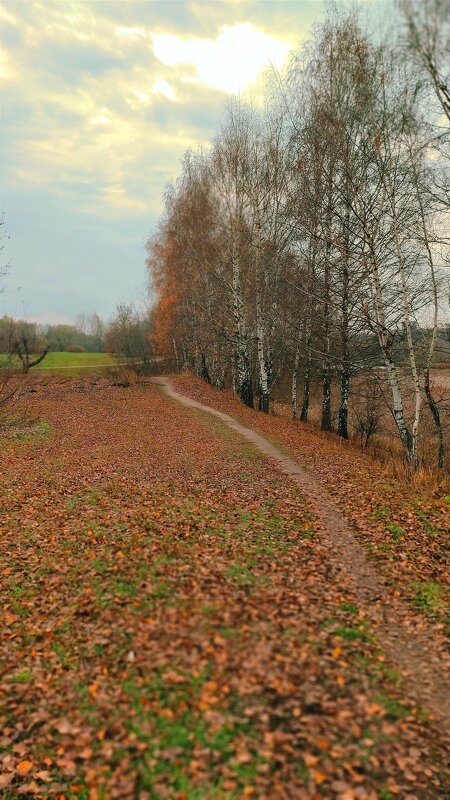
[0,353,119,377]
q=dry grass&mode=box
[273,371,450,487]
[0,367,26,430]
[112,365,141,387]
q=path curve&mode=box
[152,377,450,737]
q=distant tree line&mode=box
[0,304,153,366]
[147,1,449,469]
[0,313,106,355]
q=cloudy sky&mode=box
[0,0,335,324]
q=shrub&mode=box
[353,379,383,448]
[65,344,85,353]
[0,364,24,430]
[113,366,140,388]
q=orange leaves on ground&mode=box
[1,379,448,798]
[16,760,33,776]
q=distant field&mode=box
[0,351,119,375]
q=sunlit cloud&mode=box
[1,0,321,322]
[153,79,177,101]
[153,23,291,94]
[3,5,295,218]
[85,184,150,215]
[90,111,113,126]
[0,2,19,27]
[0,47,17,81]
[114,26,147,42]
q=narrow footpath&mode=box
[154,377,450,736]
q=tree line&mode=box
[147,1,449,470]
[0,304,153,365]
[0,313,106,356]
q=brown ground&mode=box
[156,377,450,734]
[0,376,449,799]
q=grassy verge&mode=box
[0,352,118,376]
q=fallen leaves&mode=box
[16,760,33,776]
[0,380,448,797]
[0,773,14,789]
[172,374,450,632]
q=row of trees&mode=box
[147,1,449,469]
[0,306,153,366]
[0,314,106,356]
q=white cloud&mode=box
[90,112,113,126]
[3,4,296,221]
[1,0,322,321]
[152,23,291,94]
[0,47,17,81]
[114,26,146,42]
[89,184,150,214]
[153,79,177,101]
[27,310,74,326]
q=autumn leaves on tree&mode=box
[147,4,449,470]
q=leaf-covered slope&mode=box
[0,383,448,798]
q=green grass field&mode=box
[0,351,119,376]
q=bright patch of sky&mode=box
[152,23,291,94]
[0,0,326,323]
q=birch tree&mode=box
[400,0,450,123]
[147,3,449,469]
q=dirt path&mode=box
[154,377,450,737]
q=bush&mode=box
[105,304,152,369]
[353,380,382,448]
[0,366,24,430]
[65,344,85,353]
[113,366,140,388]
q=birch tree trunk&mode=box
[337,239,350,440]
[410,148,446,469]
[392,217,422,469]
[300,333,312,423]
[321,257,333,432]
[364,237,415,464]
[291,329,301,419]
[232,250,253,408]
[256,264,270,412]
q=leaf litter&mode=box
[0,379,449,799]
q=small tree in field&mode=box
[105,304,153,370]
[13,336,50,374]
[0,220,25,418]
